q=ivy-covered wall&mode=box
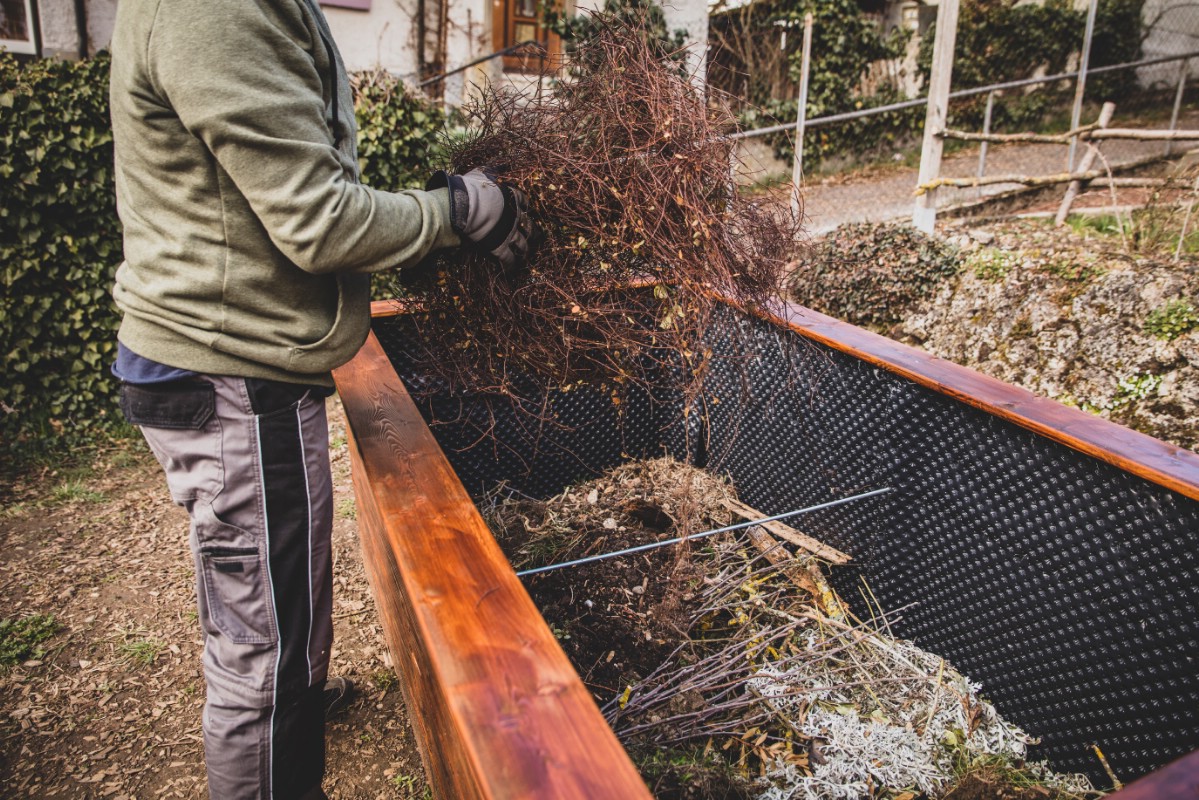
[0,54,443,450]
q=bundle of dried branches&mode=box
[388,14,801,400]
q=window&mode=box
[0,0,38,56]
[494,0,559,72]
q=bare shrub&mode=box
[384,14,802,403]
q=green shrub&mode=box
[352,70,447,192]
[0,54,444,449]
[1144,299,1198,341]
[724,0,914,168]
[923,0,1083,91]
[0,52,123,447]
[790,223,961,330]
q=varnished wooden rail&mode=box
[333,331,652,800]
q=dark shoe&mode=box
[323,676,354,718]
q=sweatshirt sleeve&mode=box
[146,0,460,275]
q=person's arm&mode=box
[147,0,459,275]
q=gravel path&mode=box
[796,108,1199,234]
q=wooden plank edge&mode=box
[334,332,652,800]
[370,298,408,318]
[746,297,1199,503]
[723,498,851,564]
[1108,748,1199,798]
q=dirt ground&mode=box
[0,400,427,799]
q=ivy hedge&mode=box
[0,54,443,450]
[1,52,121,448]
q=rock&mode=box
[968,228,995,245]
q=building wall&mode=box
[323,3,421,76]
[31,0,115,59]
[1140,0,1199,87]
[39,0,707,101]
[661,0,709,85]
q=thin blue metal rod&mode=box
[515,487,892,578]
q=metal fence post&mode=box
[976,90,996,199]
[913,0,961,235]
[1067,0,1100,172]
[791,13,813,216]
[1168,58,1190,157]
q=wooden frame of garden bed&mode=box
[332,297,1199,799]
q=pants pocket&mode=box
[198,543,276,646]
[120,380,215,429]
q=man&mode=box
[108,0,531,797]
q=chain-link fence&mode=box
[720,0,1199,233]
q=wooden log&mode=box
[723,499,852,564]
[911,0,961,233]
[333,332,652,800]
[1090,127,1199,140]
[744,526,822,600]
[918,169,1109,193]
[922,175,1172,192]
[1056,103,1118,224]
[939,128,1085,145]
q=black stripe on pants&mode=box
[258,406,324,798]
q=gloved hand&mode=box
[427,168,534,270]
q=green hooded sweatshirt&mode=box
[110,0,460,385]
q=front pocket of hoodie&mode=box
[199,546,276,645]
[287,274,370,369]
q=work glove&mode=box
[427,168,534,270]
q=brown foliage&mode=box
[388,15,801,401]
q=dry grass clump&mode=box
[487,456,736,573]
[388,14,801,401]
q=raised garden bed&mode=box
[332,295,1199,799]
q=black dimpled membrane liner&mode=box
[373,307,1199,786]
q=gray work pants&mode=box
[120,375,334,799]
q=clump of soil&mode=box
[487,458,1100,800]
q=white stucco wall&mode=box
[661,0,709,85]
[31,0,115,58]
[1139,0,1199,88]
[323,1,420,76]
[54,0,706,98]
[34,0,78,56]
[439,0,493,107]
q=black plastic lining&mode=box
[371,309,1199,785]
